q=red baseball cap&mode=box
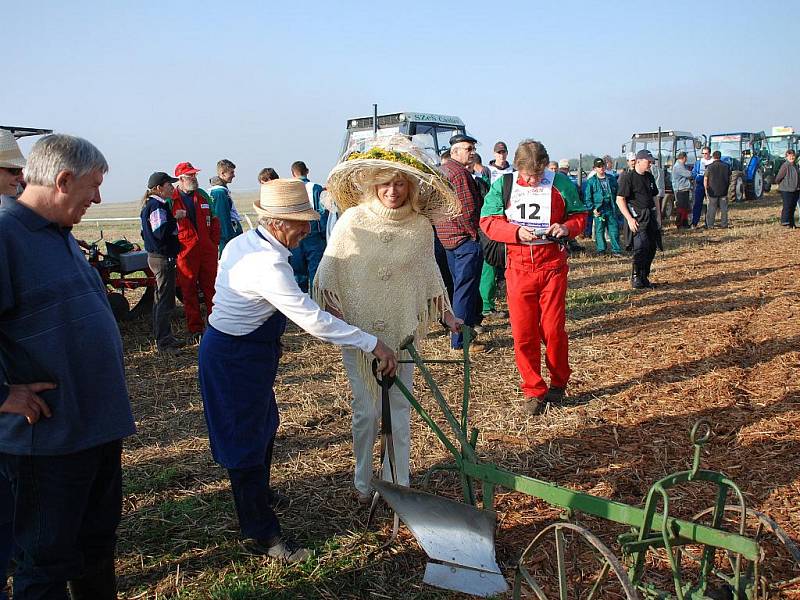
[174,162,201,177]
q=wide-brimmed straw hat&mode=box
[0,129,26,169]
[254,179,320,222]
[326,135,460,222]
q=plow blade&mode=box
[372,480,508,597]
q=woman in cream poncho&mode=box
[313,136,462,502]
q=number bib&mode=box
[504,170,555,244]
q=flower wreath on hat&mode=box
[326,135,461,223]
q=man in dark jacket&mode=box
[775,149,800,228]
[616,150,662,289]
[704,151,731,228]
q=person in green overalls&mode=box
[584,157,622,256]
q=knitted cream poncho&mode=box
[313,199,450,388]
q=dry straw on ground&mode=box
[71,196,799,599]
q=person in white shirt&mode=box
[198,179,396,563]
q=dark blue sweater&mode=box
[140,195,179,257]
[0,197,135,454]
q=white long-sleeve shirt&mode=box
[209,226,377,353]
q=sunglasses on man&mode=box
[1,167,22,176]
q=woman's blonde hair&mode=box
[360,168,422,213]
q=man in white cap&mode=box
[0,130,26,206]
[626,152,636,171]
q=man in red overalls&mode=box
[171,162,220,340]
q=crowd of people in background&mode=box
[0,125,798,597]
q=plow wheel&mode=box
[513,522,640,600]
[689,505,800,598]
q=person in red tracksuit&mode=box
[480,140,587,415]
[171,162,221,340]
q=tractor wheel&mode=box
[107,293,130,322]
[746,167,764,200]
[764,175,772,193]
[728,171,744,203]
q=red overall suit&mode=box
[171,189,220,333]
[480,176,586,399]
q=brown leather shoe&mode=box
[523,396,545,415]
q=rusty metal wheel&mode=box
[513,522,640,600]
[689,506,800,598]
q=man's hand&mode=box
[626,217,639,233]
[1,383,55,425]
[593,209,601,217]
[175,209,187,220]
[372,340,398,378]
[545,223,570,238]
[443,312,463,334]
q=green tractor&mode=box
[707,131,769,201]
[758,129,799,191]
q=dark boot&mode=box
[631,267,647,289]
[68,558,117,600]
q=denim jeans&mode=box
[289,232,326,292]
[445,239,483,348]
[0,440,122,600]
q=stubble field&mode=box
[69,193,800,599]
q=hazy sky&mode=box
[6,0,799,203]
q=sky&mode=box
[5,0,799,203]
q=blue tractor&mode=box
[706,131,768,202]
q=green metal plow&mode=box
[370,328,800,599]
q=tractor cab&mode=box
[707,131,768,200]
[622,130,701,198]
[622,130,700,169]
[340,111,466,163]
[759,128,799,191]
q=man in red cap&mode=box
[171,162,221,340]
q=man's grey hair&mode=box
[25,134,108,187]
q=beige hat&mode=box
[326,134,460,223]
[0,129,26,169]
[254,179,320,222]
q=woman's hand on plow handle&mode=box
[372,340,398,378]
[443,312,463,334]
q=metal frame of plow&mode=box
[376,330,799,599]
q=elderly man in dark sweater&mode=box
[0,134,135,599]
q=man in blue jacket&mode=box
[288,161,328,292]
[691,147,713,228]
[0,134,135,598]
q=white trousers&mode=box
[341,348,413,495]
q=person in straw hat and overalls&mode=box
[198,179,397,562]
[0,129,26,206]
[314,135,463,503]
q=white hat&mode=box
[626,152,636,161]
[0,129,26,169]
[558,158,570,169]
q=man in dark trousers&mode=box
[616,149,662,289]
[0,134,135,598]
[704,151,731,228]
